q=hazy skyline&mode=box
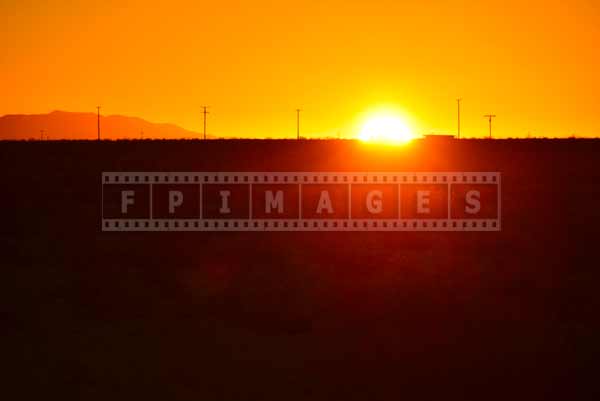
[2,0,599,138]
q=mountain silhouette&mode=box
[0,110,202,140]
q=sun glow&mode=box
[358,115,416,144]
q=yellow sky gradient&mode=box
[2,0,599,138]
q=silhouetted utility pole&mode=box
[202,106,209,140]
[457,98,462,139]
[296,109,301,140]
[96,106,101,140]
[40,130,44,141]
[484,114,496,139]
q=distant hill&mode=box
[0,110,202,140]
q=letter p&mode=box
[169,191,183,214]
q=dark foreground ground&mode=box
[2,139,599,400]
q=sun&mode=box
[358,115,416,144]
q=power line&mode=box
[296,109,301,140]
[202,106,210,140]
[457,98,462,139]
[96,106,101,141]
[483,114,496,139]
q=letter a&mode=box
[316,191,333,214]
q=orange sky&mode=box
[2,0,599,138]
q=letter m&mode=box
[265,190,284,214]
